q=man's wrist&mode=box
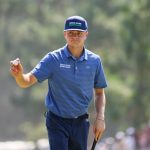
[96,117,105,121]
[96,113,105,121]
[97,113,104,118]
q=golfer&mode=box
[10,16,107,150]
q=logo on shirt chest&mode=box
[60,64,71,68]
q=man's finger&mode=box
[91,132,103,150]
[95,131,103,141]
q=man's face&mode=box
[64,30,88,47]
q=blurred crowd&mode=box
[0,124,150,150]
[0,139,49,150]
[95,123,150,150]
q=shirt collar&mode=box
[63,45,88,61]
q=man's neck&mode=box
[67,45,84,58]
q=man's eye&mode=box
[67,32,83,37]
[69,33,73,35]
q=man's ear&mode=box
[84,31,88,40]
[86,31,88,37]
[64,31,67,37]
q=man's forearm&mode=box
[15,73,37,88]
[95,90,106,120]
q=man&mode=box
[10,16,107,150]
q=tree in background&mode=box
[120,0,150,127]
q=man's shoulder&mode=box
[85,49,101,60]
[46,47,65,59]
[50,47,64,55]
[41,48,64,63]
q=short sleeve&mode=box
[94,57,107,88]
[31,53,54,82]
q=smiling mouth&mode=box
[70,39,80,42]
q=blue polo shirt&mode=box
[31,45,107,118]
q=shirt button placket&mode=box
[74,61,77,79]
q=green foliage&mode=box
[20,121,47,141]
[119,0,150,127]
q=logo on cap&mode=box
[69,22,82,27]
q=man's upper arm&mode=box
[95,88,104,95]
[94,57,107,89]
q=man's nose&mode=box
[73,34,78,38]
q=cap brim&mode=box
[64,29,87,32]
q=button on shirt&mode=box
[31,45,107,118]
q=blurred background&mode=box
[0,0,150,149]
